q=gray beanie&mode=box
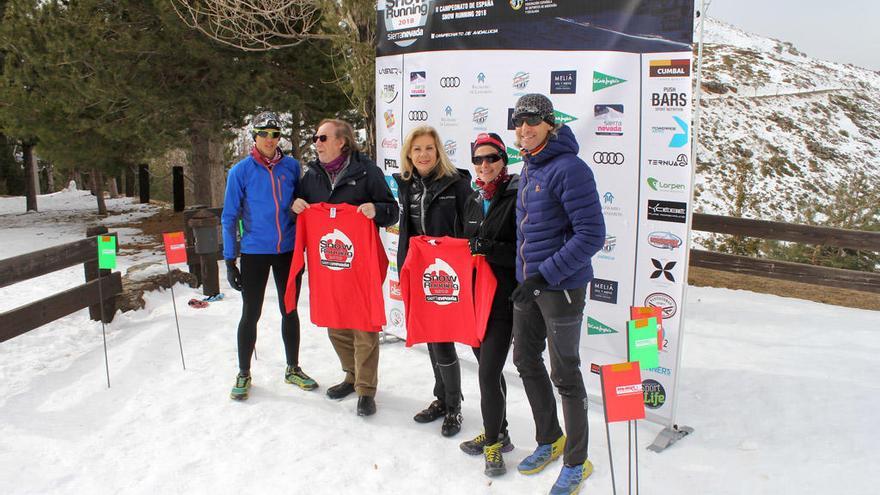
[513,93,555,125]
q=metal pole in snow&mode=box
[167,261,186,370]
[97,276,110,388]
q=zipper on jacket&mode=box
[415,175,427,235]
[267,166,283,253]
[518,161,530,280]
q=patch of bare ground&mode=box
[688,266,880,311]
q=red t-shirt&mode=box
[399,236,496,347]
[284,203,388,331]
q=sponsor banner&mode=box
[377,1,694,55]
[377,8,694,429]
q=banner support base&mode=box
[647,424,693,453]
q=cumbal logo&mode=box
[319,229,354,271]
[422,258,460,305]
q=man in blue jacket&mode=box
[222,111,317,401]
[509,94,605,495]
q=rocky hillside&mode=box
[694,18,880,227]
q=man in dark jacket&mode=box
[508,94,605,495]
[291,118,398,416]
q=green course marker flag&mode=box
[97,235,117,269]
[627,317,659,370]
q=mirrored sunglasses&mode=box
[254,130,281,138]
[512,114,544,127]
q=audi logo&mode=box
[440,77,461,88]
[408,110,429,121]
[593,152,625,165]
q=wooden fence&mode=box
[0,227,122,343]
[690,213,880,293]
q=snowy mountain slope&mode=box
[694,18,880,224]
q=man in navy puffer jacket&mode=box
[508,94,605,495]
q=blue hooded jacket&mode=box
[221,154,300,259]
[516,125,605,289]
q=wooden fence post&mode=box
[84,226,117,323]
[138,164,150,204]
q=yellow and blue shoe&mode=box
[285,366,318,391]
[517,435,566,475]
[230,373,251,401]
[549,460,593,495]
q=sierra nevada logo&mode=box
[422,258,460,305]
[384,0,430,48]
[319,229,354,271]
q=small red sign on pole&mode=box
[631,305,664,350]
[163,232,188,265]
[601,362,646,423]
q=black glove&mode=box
[510,273,548,304]
[226,259,242,291]
[468,237,496,256]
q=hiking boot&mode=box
[326,381,356,400]
[440,408,463,437]
[413,399,446,423]
[549,461,593,495]
[460,430,515,455]
[518,435,566,475]
[483,441,507,477]
[357,395,376,416]
[230,372,251,401]
[285,366,318,391]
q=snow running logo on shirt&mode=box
[319,229,354,271]
[422,258,460,305]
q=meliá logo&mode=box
[422,258,460,305]
[319,229,354,271]
[589,278,618,304]
[647,231,683,250]
[551,70,577,94]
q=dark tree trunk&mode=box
[45,162,55,192]
[23,142,39,212]
[92,168,107,215]
[189,122,226,207]
[125,165,135,197]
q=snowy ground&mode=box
[1,190,877,494]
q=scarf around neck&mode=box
[475,167,510,201]
[251,145,282,168]
[321,152,349,182]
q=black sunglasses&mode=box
[472,154,502,166]
[512,114,544,127]
[254,130,281,138]
[311,134,329,143]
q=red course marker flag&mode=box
[600,362,646,423]
[163,232,188,265]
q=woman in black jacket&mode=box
[457,133,519,477]
[393,125,472,437]
[291,118,398,417]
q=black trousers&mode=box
[471,316,513,443]
[512,287,589,466]
[428,342,461,409]
[237,252,302,372]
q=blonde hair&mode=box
[399,126,458,181]
[317,118,359,154]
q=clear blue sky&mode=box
[707,0,879,71]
